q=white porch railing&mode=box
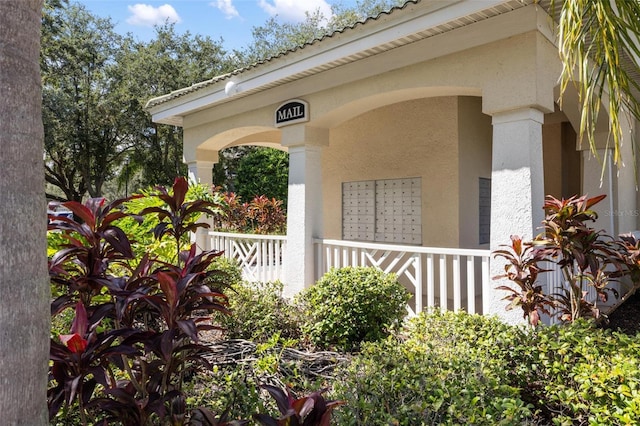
[314,239,491,316]
[208,232,491,317]
[209,231,286,283]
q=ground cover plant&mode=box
[331,310,640,425]
[331,310,534,425]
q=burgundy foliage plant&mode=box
[494,194,636,325]
[48,177,230,425]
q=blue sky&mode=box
[74,0,360,51]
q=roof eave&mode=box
[147,0,535,126]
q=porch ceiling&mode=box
[146,0,536,126]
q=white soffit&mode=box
[148,0,534,125]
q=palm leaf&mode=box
[555,0,640,172]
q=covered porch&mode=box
[147,0,639,323]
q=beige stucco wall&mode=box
[322,97,461,247]
[457,97,493,249]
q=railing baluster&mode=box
[439,255,447,310]
[256,240,262,281]
[467,256,475,315]
[453,255,461,311]
[414,254,423,314]
[267,240,274,281]
[481,256,490,315]
[427,253,435,308]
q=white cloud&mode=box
[126,4,181,27]
[213,0,240,20]
[258,0,333,23]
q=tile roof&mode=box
[145,0,421,110]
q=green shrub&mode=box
[299,267,410,351]
[217,280,303,343]
[510,319,640,425]
[209,256,243,289]
[403,311,640,425]
[184,365,271,421]
[332,310,533,425]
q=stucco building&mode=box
[147,0,639,323]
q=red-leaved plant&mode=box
[48,177,230,425]
[494,194,633,325]
[493,235,554,327]
[246,195,286,235]
[211,189,286,235]
[535,194,624,322]
[252,385,345,426]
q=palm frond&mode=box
[555,0,640,168]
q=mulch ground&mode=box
[600,290,640,335]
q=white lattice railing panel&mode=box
[209,231,286,283]
[315,239,490,316]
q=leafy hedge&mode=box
[299,267,410,351]
[332,310,532,425]
[217,280,302,343]
[331,310,640,425]
[511,319,640,425]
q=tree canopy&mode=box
[238,0,406,64]
[235,148,289,205]
[40,0,412,202]
[41,2,234,201]
[42,3,126,200]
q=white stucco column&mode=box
[487,107,545,323]
[186,160,215,186]
[280,125,327,297]
[582,148,616,236]
[614,117,638,234]
[579,115,638,237]
[185,154,217,251]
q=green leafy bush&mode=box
[217,281,302,343]
[510,320,640,425]
[299,267,410,351]
[235,147,288,206]
[208,257,243,289]
[184,365,268,422]
[332,310,533,425]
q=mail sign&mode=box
[275,99,309,127]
